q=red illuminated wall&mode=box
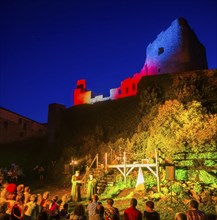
[110,72,146,100]
[73,72,146,105]
[73,79,92,105]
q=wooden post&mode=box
[105,152,108,172]
[155,149,160,192]
[96,153,98,168]
[124,151,126,184]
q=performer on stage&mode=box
[86,173,97,201]
[71,171,82,202]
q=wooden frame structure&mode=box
[104,149,160,192]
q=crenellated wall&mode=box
[73,79,92,105]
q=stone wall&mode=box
[0,107,47,143]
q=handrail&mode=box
[82,153,98,184]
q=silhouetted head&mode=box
[92,194,99,202]
[130,198,137,207]
[52,195,58,202]
[0,201,8,213]
[30,194,37,202]
[189,200,199,210]
[175,212,187,220]
[146,201,154,210]
[43,191,50,200]
[107,198,114,206]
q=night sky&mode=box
[1,0,217,123]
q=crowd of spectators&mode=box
[0,168,215,220]
[0,181,72,220]
[0,164,24,185]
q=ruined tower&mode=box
[140,17,208,75]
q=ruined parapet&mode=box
[73,79,92,105]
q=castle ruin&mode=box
[73,17,208,105]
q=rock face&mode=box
[140,17,208,75]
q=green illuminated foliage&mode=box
[204,160,215,166]
[177,160,194,166]
[127,132,148,161]
[115,174,124,183]
[187,152,217,159]
[193,183,202,193]
[145,100,217,158]
[160,187,169,194]
[176,169,188,181]
[199,170,217,184]
[171,182,184,195]
[144,172,157,189]
[101,184,122,198]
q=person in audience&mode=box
[59,203,69,220]
[11,195,24,220]
[49,196,59,220]
[23,187,31,205]
[0,201,11,220]
[0,183,9,201]
[38,193,49,220]
[144,200,160,220]
[69,204,86,220]
[124,198,142,220]
[23,194,40,220]
[174,212,187,220]
[40,192,50,212]
[186,200,206,220]
[104,198,120,220]
[16,185,24,202]
[87,194,101,220]
[5,190,16,216]
[95,201,104,220]
[59,194,68,213]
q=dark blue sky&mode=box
[1,0,217,123]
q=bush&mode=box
[172,182,184,195]
[199,170,217,184]
[176,169,188,181]
[116,174,124,183]
[193,183,202,193]
[144,172,157,189]
[126,175,137,187]
[204,160,215,166]
[101,184,122,198]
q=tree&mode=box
[145,100,217,160]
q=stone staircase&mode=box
[89,168,117,194]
